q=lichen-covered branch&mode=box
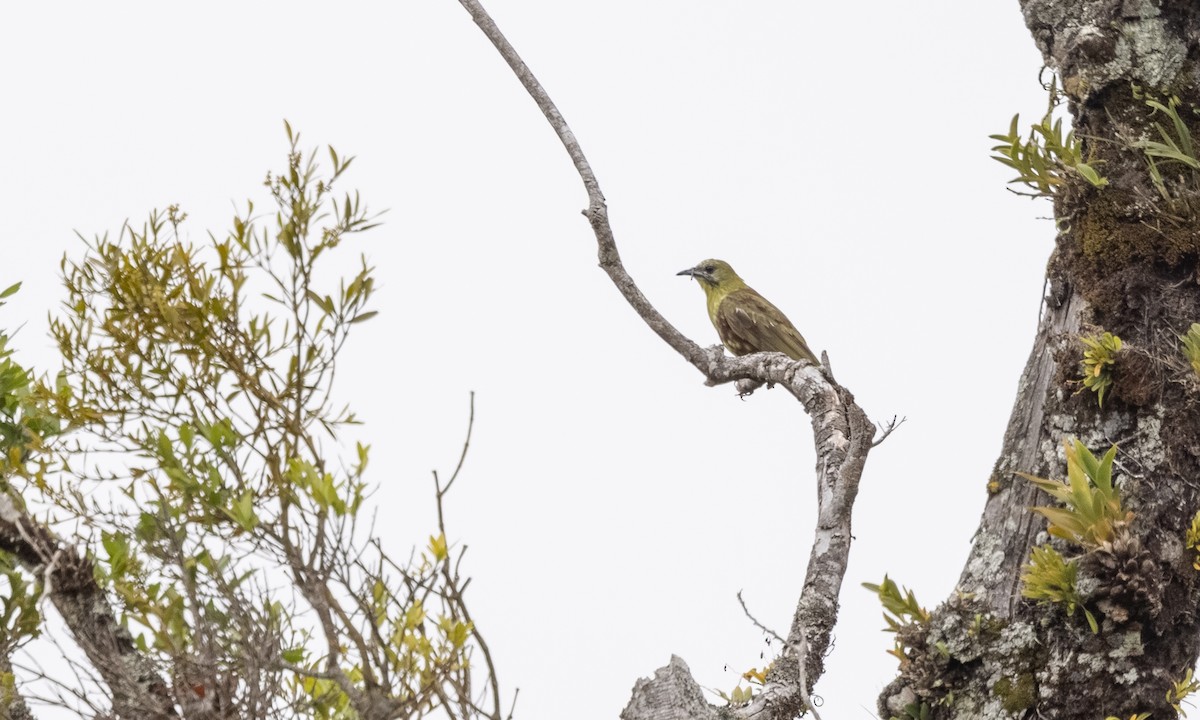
[0,495,178,719]
[455,2,882,716]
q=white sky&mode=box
[1,1,1050,717]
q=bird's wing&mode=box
[716,288,819,364]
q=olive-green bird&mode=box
[677,259,819,365]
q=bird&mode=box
[677,259,819,364]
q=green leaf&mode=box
[1083,608,1099,633]
[1022,439,1125,549]
[305,289,334,314]
[448,620,470,647]
[429,533,448,561]
[0,283,20,300]
[1096,444,1118,492]
[229,490,258,531]
[404,601,425,629]
[1075,163,1107,187]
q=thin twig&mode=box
[432,393,506,719]
[505,686,520,720]
[872,415,907,447]
[737,591,823,720]
[440,391,476,499]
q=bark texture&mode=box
[455,2,888,717]
[0,495,178,719]
[621,657,716,720]
[880,2,1200,718]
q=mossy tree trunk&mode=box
[879,2,1200,718]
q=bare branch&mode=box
[436,391,476,503]
[456,0,712,372]
[455,1,885,717]
[433,395,507,720]
[872,415,907,448]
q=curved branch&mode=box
[455,2,880,716]
[455,0,709,370]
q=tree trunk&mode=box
[880,2,1200,717]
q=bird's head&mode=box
[676,259,744,292]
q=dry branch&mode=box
[454,1,887,716]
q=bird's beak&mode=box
[676,267,697,278]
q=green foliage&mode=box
[1187,510,1200,571]
[0,293,55,671]
[0,336,36,470]
[864,575,931,630]
[0,550,41,653]
[1181,323,1200,379]
[1018,439,1128,632]
[892,702,932,720]
[1138,96,1199,169]
[993,674,1037,714]
[36,126,497,717]
[713,662,774,709]
[741,663,771,687]
[0,320,65,477]
[863,575,930,665]
[1020,439,1128,549]
[713,683,757,708]
[1169,667,1200,716]
[0,671,17,717]
[990,79,1107,197]
[1105,714,1152,720]
[1131,90,1200,216]
[1020,544,1097,633]
[1079,332,1122,406]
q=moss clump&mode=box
[993,673,1037,714]
[1074,192,1200,269]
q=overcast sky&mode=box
[2,1,1051,717]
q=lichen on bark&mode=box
[879,1,1200,717]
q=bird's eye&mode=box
[704,265,715,273]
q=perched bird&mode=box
[677,259,818,364]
